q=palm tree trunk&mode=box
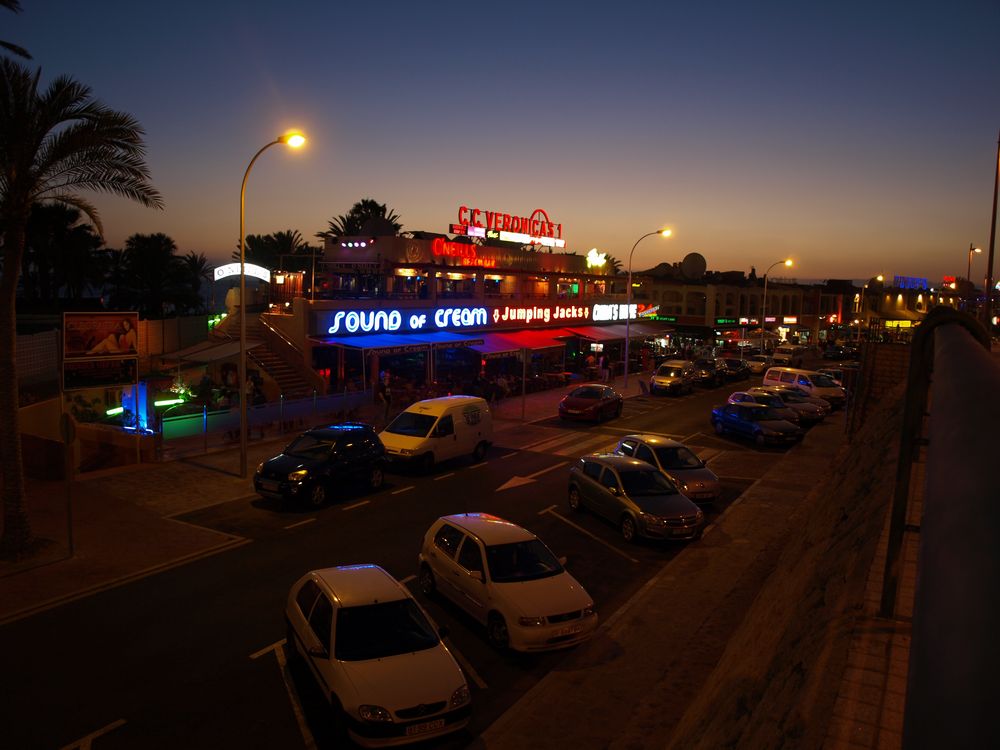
[0,222,33,558]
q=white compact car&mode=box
[418,513,598,652]
[285,565,471,747]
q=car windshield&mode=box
[812,374,839,387]
[486,540,564,583]
[568,386,602,400]
[756,394,783,407]
[619,468,678,496]
[656,366,682,377]
[384,411,437,437]
[334,599,439,661]
[654,446,704,469]
[695,360,716,369]
[284,434,334,458]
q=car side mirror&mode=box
[558,555,568,566]
[307,644,327,659]
[468,570,484,582]
[607,486,619,496]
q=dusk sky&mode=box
[11,1,1000,285]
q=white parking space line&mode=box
[283,518,316,530]
[526,462,568,480]
[250,640,317,750]
[542,507,639,563]
[524,432,587,454]
[59,719,127,750]
[391,485,415,494]
[444,637,489,689]
[552,434,615,457]
[468,462,487,468]
[716,475,763,482]
[434,472,456,481]
[499,452,516,459]
[399,574,416,584]
[342,500,370,511]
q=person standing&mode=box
[377,370,392,421]
[599,353,610,383]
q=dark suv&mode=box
[693,358,726,387]
[254,423,387,507]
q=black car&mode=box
[710,402,803,446]
[693,358,726,387]
[719,357,751,380]
[254,422,387,507]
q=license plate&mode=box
[553,623,583,637]
[260,479,279,491]
[405,718,445,736]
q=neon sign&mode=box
[586,249,608,268]
[214,263,271,283]
[491,304,590,326]
[451,205,566,248]
[325,307,489,335]
[431,237,497,268]
[592,303,657,322]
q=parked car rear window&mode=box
[569,386,603,399]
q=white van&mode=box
[772,345,806,367]
[379,395,493,470]
[762,367,846,409]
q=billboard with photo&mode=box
[63,357,138,391]
[63,312,139,359]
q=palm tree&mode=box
[320,198,402,239]
[0,1,30,60]
[0,60,162,558]
[177,251,212,313]
[23,203,101,302]
[121,232,180,317]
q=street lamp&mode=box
[239,131,306,478]
[760,259,793,356]
[623,228,672,388]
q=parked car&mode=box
[719,357,751,380]
[710,402,803,446]
[762,367,847,409]
[747,386,826,424]
[558,384,624,422]
[614,434,721,503]
[284,565,471,747]
[649,360,696,395]
[568,454,704,542]
[418,514,598,652]
[753,385,829,420]
[763,383,833,412]
[727,390,801,425]
[692,358,726,387]
[380,395,493,471]
[254,423,387,507]
[746,354,774,375]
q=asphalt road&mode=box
[1,378,796,750]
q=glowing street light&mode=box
[239,131,306,478]
[760,258,793,355]
[623,228,672,388]
[968,242,982,285]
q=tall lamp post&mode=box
[760,259,793,356]
[239,132,306,478]
[968,243,982,283]
[623,228,672,388]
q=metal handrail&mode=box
[895,307,996,748]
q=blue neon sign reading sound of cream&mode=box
[326,307,489,335]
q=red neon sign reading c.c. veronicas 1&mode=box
[457,205,562,240]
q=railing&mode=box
[258,315,326,394]
[888,307,997,748]
[158,389,370,459]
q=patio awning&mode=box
[563,324,652,341]
[309,331,485,356]
[468,329,571,357]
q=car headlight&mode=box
[358,704,392,723]
[255,462,263,476]
[582,603,596,617]
[288,469,309,482]
[761,428,778,437]
[399,448,414,456]
[696,509,704,522]
[678,480,689,491]
[518,616,546,627]
[639,512,668,526]
[450,684,471,708]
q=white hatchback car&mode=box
[285,565,471,747]
[418,513,598,652]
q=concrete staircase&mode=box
[217,312,316,399]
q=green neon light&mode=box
[106,406,124,416]
[154,398,185,407]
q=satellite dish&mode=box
[680,252,707,280]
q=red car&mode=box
[558,384,624,422]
